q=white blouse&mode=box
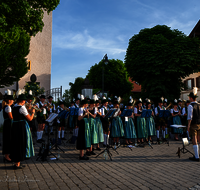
[78,107,84,116]
[13,104,28,116]
[5,105,11,113]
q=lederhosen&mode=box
[37,102,47,124]
[156,106,165,127]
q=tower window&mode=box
[28,60,31,71]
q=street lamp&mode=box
[102,54,108,98]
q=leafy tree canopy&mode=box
[69,77,85,99]
[0,0,60,36]
[125,25,200,102]
[87,59,133,97]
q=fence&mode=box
[45,86,62,101]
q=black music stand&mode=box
[96,109,119,161]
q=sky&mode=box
[51,0,200,92]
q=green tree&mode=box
[0,27,30,88]
[125,25,200,102]
[62,89,72,106]
[0,0,60,36]
[87,59,133,97]
[69,77,85,98]
[24,82,44,97]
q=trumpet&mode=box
[45,101,54,109]
[25,102,42,112]
[64,106,70,111]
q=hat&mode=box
[178,98,182,103]
[48,95,53,99]
[158,97,163,103]
[80,100,87,105]
[102,99,108,104]
[4,89,14,100]
[70,98,75,104]
[27,90,34,100]
[108,97,112,102]
[89,99,95,104]
[164,99,167,103]
[16,89,27,100]
[39,95,46,99]
[95,100,100,104]
[113,100,119,105]
[136,98,142,105]
[188,87,198,99]
[174,99,178,105]
[186,100,190,104]
[146,99,151,105]
[127,96,134,106]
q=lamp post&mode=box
[102,54,108,98]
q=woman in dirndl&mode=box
[10,89,35,169]
[171,99,183,141]
[110,99,124,145]
[86,99,97,156]
[124,102,137,145]
[2,90,14,163]
[76,98,90,160]
[134,99,147,144]
[146,100,156,142]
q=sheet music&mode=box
[46,113,58,123]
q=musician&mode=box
[163,99,168,108]
[36,95,47,143]
[182,100,190,126]
[178,99,182,111]
[94,97,104,150]
[107,98,113,110]
[187,89,200,161]
[56,100,66,140]
[142,99,147,109]
[86,99,97,156]
[134,99,147,144]
[146,100,156,142]
[155,98,166,143]
[101,99,110,147]
[110,99,124,145]
[11,89,35,169]
[77,98,90,160]
[2,90,14,163]
[72,97,80,140]
[124,101,137,145]
[171,99,182,141]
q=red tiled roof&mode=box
[129,78,141,92]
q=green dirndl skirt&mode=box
[173,116,183,134]
[68,115,74,128]
[89,117,98,144]
[111,116,124,138]
[124,118,137,139]
[136,116,147,139]
[95,117,104,143]
[84,118,91,148]
[146,116,156,136]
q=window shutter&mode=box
[184,80,187,90]
[192,78,195,88]
[196,77,200,88]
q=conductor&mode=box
[187,87,200,162]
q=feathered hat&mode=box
[188,87,198,99]
[16,89,27,100]
[4,89,14,100]
[174,99,178,105]
[27,90,34,100]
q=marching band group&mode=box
[2,87,200,169]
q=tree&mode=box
[125,25,200,102]
[87,59,133,97]
[0,0,60,36]
[62,89,72,107]
[0,0,60,88]
[24,82,44,97]
[69,77,85,98]
[0,27,30,88]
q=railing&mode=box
[45,86,62,101]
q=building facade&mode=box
[0,11,52,94]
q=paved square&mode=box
[0,134,199,190]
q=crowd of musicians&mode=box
[2,87,200,168]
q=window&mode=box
[27,60,31,71]
[184,78,194,90]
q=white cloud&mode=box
[52,30,126,55]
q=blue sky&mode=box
[51,0,200,92]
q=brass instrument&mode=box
[181,100,186,109]
[25,102,42,112]
[165,103,172,110]
[64,106,70,112]
[44,101,54,109]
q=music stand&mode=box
[96,109,118,161]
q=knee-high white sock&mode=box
[104,134,107,145]
[163,131,165,138]
[193,145,199,159]
[165,128,168,134]
[40,131,43,139]
[62,130,65,138]
[58,131,61,138]
[156,130,159,139]
[107,135,109,145]
[37,131,40,140]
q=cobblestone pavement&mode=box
[0,133,200,190]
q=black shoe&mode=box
[103,144,107,147]
[189,156,199,162]
[40,138,45,142]
[20,164,26,168]
[86,151,91,156]
[96,147,101,151]
[92,148,94,151]
[157,138,161,145]
[50,132,54,135]
[70,131,73,134]
[90,151,96,155]
[61,137,67,140]
[13,165,23,170]
[64,131,67,134]
[79,156,89,160]
[37,139,42,143]
[3,157,12,163]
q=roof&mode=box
[129,78,141,92]
[189,20,200,38]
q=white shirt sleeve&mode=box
[94,107,97,115]
[5,106,11,113]
[155,107,158,115]
[187,105,193,120]
[19,106,29,116]
[101,108,105,116]
[78,108,84,116]
[171,109,173,114]
[182,107,186,116]
[134,107,137,114]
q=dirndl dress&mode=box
[95,116,104,143]
[89,109,98,144]
[124,117,137,139]
[172,112,183,134]
[146,116,156,136]
[110,116,124,138]
[136,116,147,139]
